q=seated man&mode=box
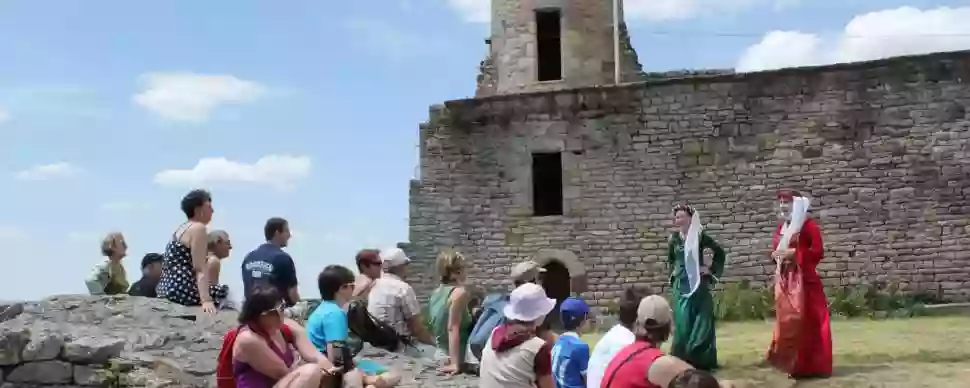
[353,249,383,299]
[307,265,399,388]
[129,253,164,298]
[366,248,438,359]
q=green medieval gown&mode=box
[668,231,726,371]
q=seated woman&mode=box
[307,265,399,388]
[232,285,338,388]
[428,250,473,375]
[205,230,234,310]
[85,232,130,295]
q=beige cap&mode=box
[380,247,410,269]
[510,260,546,281]
[637,295,673,326]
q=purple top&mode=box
[233,327,296,388]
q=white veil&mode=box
[683,209,704,297]
[775,196,811,262]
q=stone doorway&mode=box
[531,249,586,331]
[541,260,571,331]
[541,260,571,302]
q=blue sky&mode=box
[2,0,968,301]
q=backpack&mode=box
[345,300,411,352]
[468,292,509,360]
[216,324,295,388]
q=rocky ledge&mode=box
[0,295,478,387]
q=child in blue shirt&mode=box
[552,297,591,388]
[306,265,396,385]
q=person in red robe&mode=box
[766,189,833,379]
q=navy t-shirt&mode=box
[241,243,299,306]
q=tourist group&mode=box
[83,188,832,388]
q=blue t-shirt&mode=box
[552,332,590,388]
[306,300,349,353]
[241,243,299,305]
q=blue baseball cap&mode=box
[560,297,590,327]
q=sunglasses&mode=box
[261,302,286,317]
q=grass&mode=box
[581,316,970,387]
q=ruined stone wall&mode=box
[409,50,970,305]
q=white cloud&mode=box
[738,6,970,72]
[446,0,490,23]
[0,107,10,124]
[15,162,82,181]
[153,154,312,190]
[737,31,822,72]
[133,72,266,123]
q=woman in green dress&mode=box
[428,249,473,375]
[668,204,726,371]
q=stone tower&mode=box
[476,0,643,96]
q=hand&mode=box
[201,301,217,314]
[438,362,460,375]
[322,366,342,376]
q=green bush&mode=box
[709,279,945,322]
[713,280,773,322]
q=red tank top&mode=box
[600,341,664,388]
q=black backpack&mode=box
[345,300,412,352]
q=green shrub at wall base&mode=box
[707,280,944,322]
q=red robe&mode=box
[766,217,833,377]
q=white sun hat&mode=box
[503,283,557,322]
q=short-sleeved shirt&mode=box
[306,300,349,353]
[241,243,299,305]
[366,273,420,337]
[586,324,635,388]
[552,332,590,388]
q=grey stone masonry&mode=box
[478,0,644,97]
[409,50,970,306]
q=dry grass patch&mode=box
[582,316,970,387]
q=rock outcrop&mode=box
[0,295,479,387]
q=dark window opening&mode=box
[535,9,562,82]
[532,152,563,216]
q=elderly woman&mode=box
[84,232,130,295]
[429,249,473,375]
[157,189,218,313]
[206,229,233,310]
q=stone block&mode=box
[0,325,30,365]
[6,360,73,384]
[22,330,65,362]
[62,336,125,365]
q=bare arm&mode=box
[186,224,212,304]
[447,287,469,364]
[402,287,434,345]
[646,355,693,388]
[205,257,221,286]
[234,332,291,380]
[285,320,336,369]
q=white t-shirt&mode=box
[586,324,636,388]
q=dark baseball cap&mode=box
[141,253,164,269]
